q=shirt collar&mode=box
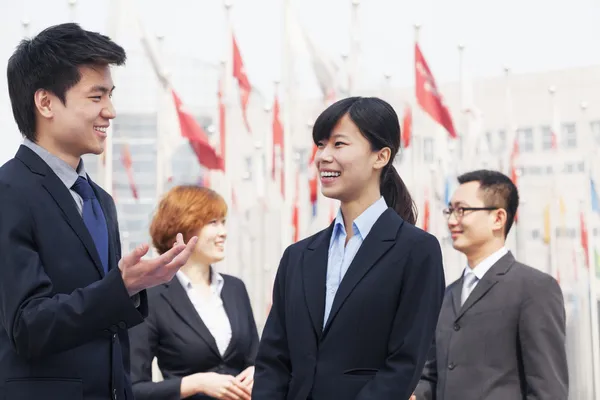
[464,246,508,280]
[176,267,225,295]
[22,138,87,189]
[332,196,388,240]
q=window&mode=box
[540,125,554,151]
[423,137,434,163]
[517,128,534,152]
[561,123,577,149]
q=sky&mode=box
[0,0,599,163]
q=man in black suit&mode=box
[413,169,568,400]
[0,23,197,400]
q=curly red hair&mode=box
[150,185,227,255]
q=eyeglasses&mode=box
[442,206,498,219]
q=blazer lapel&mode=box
[163,279,221,358]
[323,208,402,335]
[456,252,516,320]
[450,279,463,317]
[302,224,333,338]
[16,146,105,277]
[221,281,239,360]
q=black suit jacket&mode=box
[129,274,259,400]
[0,146,148,400]
[252,208,446,400]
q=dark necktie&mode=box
[71,176,109,274]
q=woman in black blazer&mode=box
[129,186,259,400]
[252,97,446,400]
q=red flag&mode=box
[292,172,300,242]
[415,43,457,138]
[217,77,226,172]
[120,143,139,200]
[422,194,430,232]
[272,94,285,198]
[581,211,589,268]
[233,35,252,133]
[401,104,412,149]
[172,90,224,171]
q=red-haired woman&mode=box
[129,185,258,400]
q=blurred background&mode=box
[1,0,600,397]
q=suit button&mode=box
[113,334,117,340]
[448,362,456,370]
[118,321,126,329]
[453,323,460,331]
[113,388,117,399]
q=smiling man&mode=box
[0,23,198,400]
[412,169,568,400]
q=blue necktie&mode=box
[71,176,109,274]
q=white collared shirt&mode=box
[176,269,232,356]
[463,246,508,289]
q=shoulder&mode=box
[509,262,562,298]
[221,273,247,291]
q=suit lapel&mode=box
[323,208,402,335]
[221,281,239,360]
[163,279,221,358]
[450,279,463,317]
[456,251,516,320]
[302,224,332,338]
[16,146,106,277]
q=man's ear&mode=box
[34,89,54,119]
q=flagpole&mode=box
[457,43,466,173]
[582,99,600,397]
[281,0,294,249]
[546,86,561,280]
[412,23,421,202]
[102,0,121,196]
[223,0,234,204]
[68,0,77,22]
[348,0,360,95]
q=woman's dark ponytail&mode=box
[380,164,417,224]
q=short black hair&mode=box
[7,23,126,141]
[457,169,519,237]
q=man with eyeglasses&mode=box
[412,169,568,400]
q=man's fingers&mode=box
[168,236,198,266]
[119,243,149,269]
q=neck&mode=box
[180,261,211,286]
[466,240,505,269]
[340,190,381,235]
[35,135,81,170]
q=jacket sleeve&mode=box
[239,280,260,368]
[519,273,568,399]
[413,337,438,400]
[129,308,182,400]
[356,233,446,400]
[0,183,145,359]
[252,247,292,399]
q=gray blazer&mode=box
[414,252,568,400]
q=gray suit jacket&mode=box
[414,252,568,400]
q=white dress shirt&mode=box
[176,269,232,356]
